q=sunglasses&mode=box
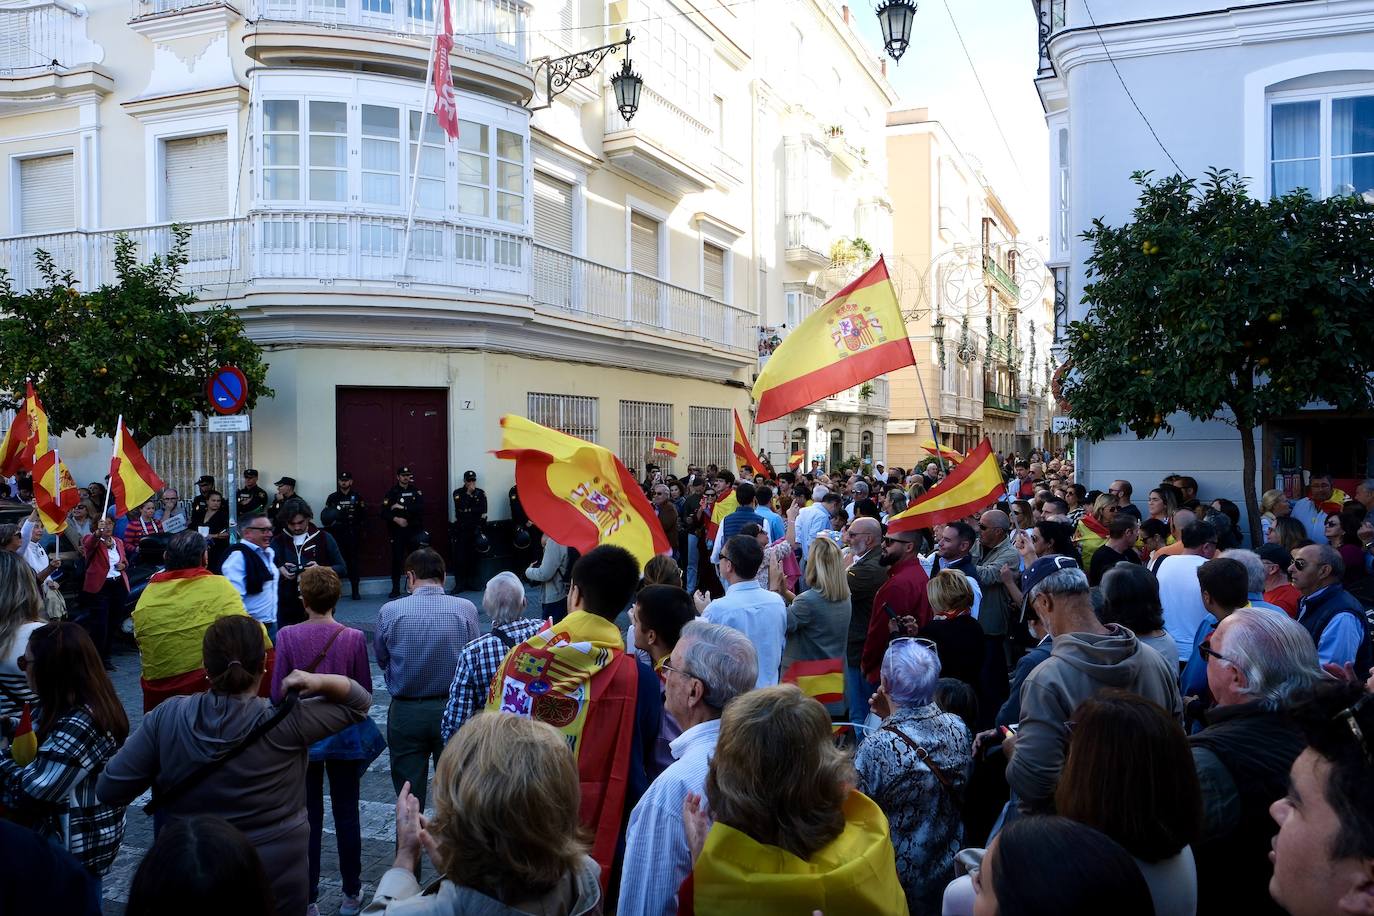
[1199,639,1233,665]
[1292,558,1310,571]
[889,636,938,652]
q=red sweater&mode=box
[861,555,934,682]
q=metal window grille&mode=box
[142,412,254,499]
[527,393,598,442]
[618,400,673,473]
[689,406,730,470]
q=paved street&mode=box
[98,581,543,915]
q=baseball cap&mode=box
[463,470,477,482]
[1020,555,1082,620]
[397,466,413,476]
[1256,543,1292,569]
[196,475,215,486]
[274,476,296,488]
[243,469,259,477]
[337,471,353,482]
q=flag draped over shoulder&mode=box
[752,257,915,424]
[732,410,768,478]
[706,489,739,540]
[111,418,166,519]
[496,415,670,568]
[887,439,1005,534]
[32,449,78,534]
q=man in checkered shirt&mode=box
[440,571,542,744]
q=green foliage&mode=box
[858,382,875,401]
[0,226,273,444]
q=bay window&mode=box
[1269,87,1374,200]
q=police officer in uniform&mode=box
[382,466,425,599]
[509,483,540,568]
[237,468,269,518]
[267,476,298,528]
[189,475,215,528]
[323,471,367,600]
[451,470,487,593]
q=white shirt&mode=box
[795,502,831,561]
[221,543,280,626]
[703,581,786,687]
[618,718,721,916]
[1155,553,1209,662]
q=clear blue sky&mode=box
[851,0,1050,243]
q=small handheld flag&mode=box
[651,436,679,457]
[32,448,79,534]
[0,406,30,478]
[788,448,806,470]
[887,439,1005,534]
[110,417,166,519]
[10,703,37,766]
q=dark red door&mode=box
[336,387,449,576]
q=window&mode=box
[790,427,808,459]
[619,400,673,470]
[528,393,598,441]
[408,110,446,211]
[456,121,524,221]
[1054,126,1070,258]
[712,95,724,147]
[785,289,816,328]
[829,428,844,470]
[18,153,74,233]
[262,100,300,200]
[630,211,660,276]
[634,13,709,124]
[164,134,228,222]
[689,406,730,469]
[861,430,873,465]
[1269,89,1374,199]
[533,172,574,252]
[702,242,725,300]
[361,105,401,206]
[308,101,348,202]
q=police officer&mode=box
[451,470,487,592]
[237,469,269,518]
[267,476,297,528]
[509,482,540,568]
[189,475,215,527]
[323,471,367,600]
[382,466,425,599]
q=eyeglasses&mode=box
[1199,639,1233,665]
[1292,558,1310,571]
[660,661,701,682]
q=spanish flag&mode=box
[110,416,166,519]
[10,703,37,766]
[496,415,671,568]
[887,439,1005,534]
[32,448,78,534]
[705,488,739,541]
[752,257,915,424]
[788,448,806,470]
[0,407,29,477]
[651,436,679,457]
[732,409,768,478]
[782,657,845,718]
[0,382,48,476]
[919,438,964,465]
[21,382,48,467]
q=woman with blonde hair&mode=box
[778,536,851,719]
[1075,493,1117,568]
[922,569,985,692]
[369,713,601,914]
[0,550,42,719]
[680,684,907,913]
[1259,489,1291,543]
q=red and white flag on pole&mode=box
[432,0,459,140]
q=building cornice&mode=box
[121,83,248,119]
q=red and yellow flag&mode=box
[887,439,1005,534]
[10,703,37,765]
[752,257,915,424]
[496,415,671,568]
[788,448,806,470]
[651,436,679,457]
[32,448,79,534]
[705,488,739,540]
[732,409,769,478]
[919,438,964,465]
[111,417,166,519]
[0,382,48,477]
[782,657,845,709]
[0,407,29,478]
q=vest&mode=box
[223,544,272,595]
[1298,585,1374,674]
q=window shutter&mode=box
[164,134,229,222]
[19,154,74,233]
[630,211,659,276]
[703,242,725,300]
[533,173,574,252]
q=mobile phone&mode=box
[883,603,896,619]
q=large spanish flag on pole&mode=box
[752,257,915,424]
[732,409,768,478]
[32,448,79,534]
[496,415,671,568]
[0,406,30,478]
[918,438,964,465]
[887,439,1005,534]
[110,416,166,519]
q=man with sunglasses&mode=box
[1291,544,1374,674]
[858,529,933,686]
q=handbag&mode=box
[303,624,387,765]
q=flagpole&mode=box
[912,363,949,478]
[400,0,444,275]
[103,417,120,518]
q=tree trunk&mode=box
[1238,419,1263,547]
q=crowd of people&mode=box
[1,454,1373,915]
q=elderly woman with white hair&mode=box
[439,571,541,744]
[855,636,972,914]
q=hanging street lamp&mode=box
[530,29,639,117]
[610,54,643,122]
[876,0,916,62]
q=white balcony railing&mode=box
[785,213,829,257]
[824,377,889,411]
[0,0,101,70]
[533,244,752,353]
[250,0,526,63]
[604,82,712,167]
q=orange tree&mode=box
[1062,169,1374,544]
[0,226,272,444]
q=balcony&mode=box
[0,0,109,108]
[784,214,830,268]
[603,83,713,197]
[983,390,1021,414]
[1035,0,1065,76]
[824,126,866,171]
[821,378,890,416]
[983,255,1019,301]
[244,0,531,104]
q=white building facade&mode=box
[1037,0,1374,509]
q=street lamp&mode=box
[611,55,643,122]
[876,0,916,62]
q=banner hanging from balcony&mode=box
[431,0,459,140]
[495,415,671,569]
[751,256,915,424]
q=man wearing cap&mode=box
[236,469,269,518]
[189,475,216,528]
[1004,556,1181,813]
[266,476,297,528]
[324,472,368,600]
[859,528,934,685]
[451,470,487,593]
[382,467,425,599]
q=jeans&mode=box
[387,696,447,812]
[686,534,699,593]
[845,664,877,726]
[306,759,363,901]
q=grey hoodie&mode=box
[364,857,602,915]
[1006,623,1182,811]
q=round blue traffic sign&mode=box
[207,365,249,415]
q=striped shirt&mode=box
[439,617,543,744]
[374,585,479,698]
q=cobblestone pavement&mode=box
[99,580,544,916]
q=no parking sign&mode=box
[207,366,249,415]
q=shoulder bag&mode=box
[306,625,386,765]
[881,722,958,797]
